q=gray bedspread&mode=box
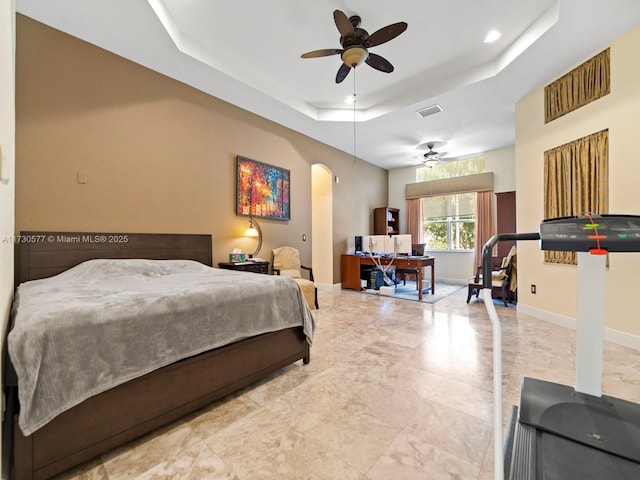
[8,259,314,436]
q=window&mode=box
[422,193,475,251]
[416,156,483,251]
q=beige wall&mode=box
[516,24,640,338]
[15,16,388,284]
[0,0,15,473]
[1,1,16,474]
[0,0,15,334]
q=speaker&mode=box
[354,235,363,253]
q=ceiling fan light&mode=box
[341,46,368,68]
[424,158,439,168]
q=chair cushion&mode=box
[279,269,302,278]
[273,246,301,272]
[292,278,316,310]
[468,277,508,288]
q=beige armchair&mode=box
[272,246,318,310]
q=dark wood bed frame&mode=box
[4,231,310,480]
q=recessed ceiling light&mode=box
[345,95,356,104]
[484,30,501,43]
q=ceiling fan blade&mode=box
[333,10,355,40]
[365,53,394,73]
[301,49,343,59]
[335,63,351,83]
[364,22,408,48]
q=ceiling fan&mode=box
[417,142,452,167]
[422,145,440,167]
[300,10,408,83]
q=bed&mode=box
[3,231,313,480]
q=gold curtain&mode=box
[545,48,610,123]
[473,191,495,271]
[406,198,424,244]
[544,129,609,264]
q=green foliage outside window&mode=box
[452,218,475,249]
[424,217,474,250]
[417,155,484,182]
[424,220,447,249]
[423,192,476,251]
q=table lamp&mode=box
[244,216,262,258]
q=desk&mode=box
[341,254,435,300]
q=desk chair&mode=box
[272,246,318,309]
[395,243,426,287]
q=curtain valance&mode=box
[544,48,610,123]
[405,172,494,199]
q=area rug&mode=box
[364,281,465,304]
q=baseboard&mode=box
[518,303,640,351]
[316,282,342,291]
[438,277,467,286]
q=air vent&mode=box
[416,104,443,118]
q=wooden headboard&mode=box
[16,231,213,284]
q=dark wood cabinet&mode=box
[373,207,400,235]
[341,254,362,290]
[218,261,269,274]
[495,191,516,260]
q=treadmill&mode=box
[482,215,640,480]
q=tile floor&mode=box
[56,288,640,479]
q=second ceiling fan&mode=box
[301,10,408,83]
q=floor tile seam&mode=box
[260,384,358,423]
[368,426,484,477]
[100,422,204,479]
[370,375,439,402]
[130,439,221,480]
[360,425,413,478]
[306,406,404,475]
[202,418,310,472]
[420,395,494,433]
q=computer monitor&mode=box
[354,235,363,253]
[361,234,412,255]
[362,235,386,254]
[386,234,412,255]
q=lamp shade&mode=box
[244,226,259,237]
[424,159,439,168]
[341,46,368,67]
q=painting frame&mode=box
[236,156,290,220]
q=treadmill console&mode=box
[540,214,640,253]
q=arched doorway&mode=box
[311,164,333,286]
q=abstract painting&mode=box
[236,156,290,220]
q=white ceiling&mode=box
[16,0,640,170]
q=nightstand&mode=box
[218,260,270,274]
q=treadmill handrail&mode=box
[482,233,540,289]
[481,232,540,480]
